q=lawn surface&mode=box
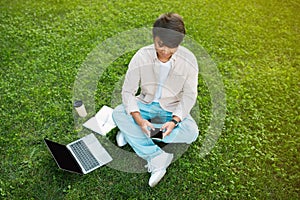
[0,0,299,199]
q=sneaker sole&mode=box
[149,170,167,187]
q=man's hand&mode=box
[139,119,155,135]
[161,121,176,138]
[131,111,155,135]
[161,116,180,138]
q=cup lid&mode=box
[74,100,83,107]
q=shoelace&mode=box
[144,163,152,173]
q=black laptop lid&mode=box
[44,138,82,174]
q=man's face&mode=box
[154,37,178,62]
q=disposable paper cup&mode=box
[74,100,87,117]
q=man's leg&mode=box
[112,102,198,187]
[112,103,164,161]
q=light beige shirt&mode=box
[122,44,198,120]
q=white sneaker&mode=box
[146,152,174,187]
[116,131,127,147]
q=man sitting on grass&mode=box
[112,13,199,187]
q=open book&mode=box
[83,106,116,136]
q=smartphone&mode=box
[150,128,163,139]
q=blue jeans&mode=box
[112,101,199,161]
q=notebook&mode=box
[44,133,112,174]
[83,105,116,136]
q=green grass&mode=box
[1,0,299,199]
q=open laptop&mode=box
[44,133,112,174]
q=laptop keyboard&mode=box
[69,140,100,172]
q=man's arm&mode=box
[162,54,198,137]
[121,51,142,115]
[172,56,198,120]
[122,49,155,135]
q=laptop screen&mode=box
[44,138,82,174]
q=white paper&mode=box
[83,106,116,135]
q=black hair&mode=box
[152,13,186,48]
